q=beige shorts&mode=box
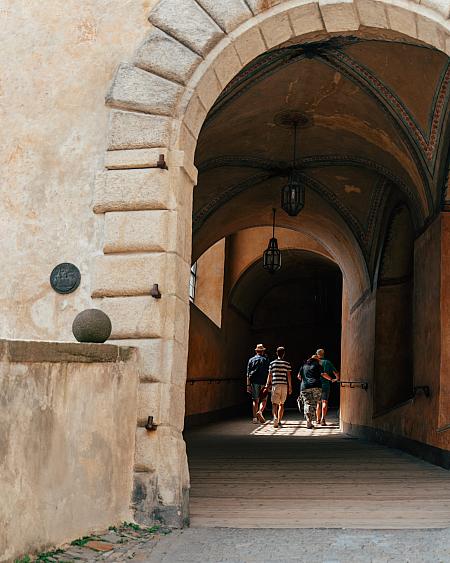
[271,384,288,405]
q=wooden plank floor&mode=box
[185,412,450,529]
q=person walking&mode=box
[316,348,340,425]
[246,344,269,423]
[298,355,334,429]
[266,347,292,428]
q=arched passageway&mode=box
[95,0,450,525]
[182,28,450,527]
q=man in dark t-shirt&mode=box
[316,348,339,425]
[298,356,334,429]
[246,344,269,424]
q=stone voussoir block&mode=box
[231,24,266,67]
[134,28,202,85]
[260,11,294,49]
[212,40,243,88]
[246,0,284,16]
[106,63,183,116]
[93,168,173,214]
[386,4,418,38]
[288,3,325,36]
[355,0,388,29]
[417,15,446,51]
[148,0,224,57]
[421,0,450,20]
[196,0,253,32]
[108,110,171,151]
[319,0,360,32]
[91,253,168,298]
[183,94,208,139]
[103,210,171,253]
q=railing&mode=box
[339,381,369,391]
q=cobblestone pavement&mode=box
[24,526,450,562]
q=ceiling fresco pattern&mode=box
[193,37,450,279]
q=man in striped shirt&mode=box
[266,347,292,428]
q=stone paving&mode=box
[20,525,450,562]
[19,523,171,563]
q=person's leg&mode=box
[316,401,322,423]
[278,402,284,423]
[302,390,314,428]
[321,399,329,424]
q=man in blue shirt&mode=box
[316,348,339,425]
[246,344,269,423]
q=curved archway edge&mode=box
[93,0,450,526]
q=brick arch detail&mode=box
[93,0,450,526]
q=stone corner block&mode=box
[196,0,252,33]
[134,28,202,85]
[319,0,360,32]
[93,168,172,214]
[108,110,172,151]
[148,0,225,57]
[106,63,183,116]
[103,210,170,253]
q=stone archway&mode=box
[93,0,450,525]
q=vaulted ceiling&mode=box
[193,36,450,280]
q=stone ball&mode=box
[72,309,112,343]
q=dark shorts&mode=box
[251,383,264,401]
[321,385,330,401]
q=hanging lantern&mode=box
[263,208,281,273]
[281,169,305,216]
[280,121,306,217]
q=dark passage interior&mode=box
[186,240,342,423]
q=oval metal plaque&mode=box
[50,263,81,294]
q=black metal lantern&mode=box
[281,121,305,217]
[263,208,281,273]
[281,169,305,216]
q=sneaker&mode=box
[256,411,266,424]
[273,418,279,428]
[320,419,327,426]
[252,417,258,424]
[278,421,283,428]
[306,420,313,429]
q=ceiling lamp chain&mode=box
[263,208,281,273]
[281,120,306,216]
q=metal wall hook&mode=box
[413,385,431,398]
[150,283,161,299]
[145,416,158,431]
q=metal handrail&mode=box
[339,380,369,390]
[186,377,243,385]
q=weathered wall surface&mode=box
[342,216,450,459]
[0,0,156,340]
[0,340,139,562]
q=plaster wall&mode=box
[194,239,225,327]
[0,0,156,340]
[342,216,450,455]
[0,340,139,563]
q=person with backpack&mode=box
[298,355,335,429]
[246,344,270,423]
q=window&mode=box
[189,262,197,302]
